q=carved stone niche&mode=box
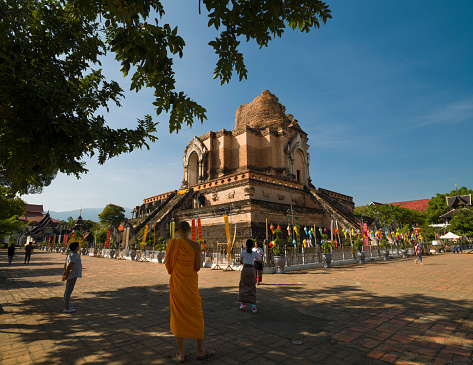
[262,190,270,199]
[278,194,285,201]
[244,186,255,196]
[212,192,219,201]
[228,190,235,199]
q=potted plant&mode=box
[399,239,409,258]
[80,241,87,255]
[129,241,138,260]
[353,238,365,264]
[271,228,286,274]
[321,234,333,268]
[109,243,117,258]
[155,237,165,263]
[380,238,390,260]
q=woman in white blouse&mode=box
[238,240,261,314]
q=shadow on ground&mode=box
[1,281,472,364]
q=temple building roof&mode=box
[18,204,44,223]
[446,194,471,209]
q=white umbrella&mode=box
[440,232,460,239]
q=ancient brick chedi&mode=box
[128,91,358,245]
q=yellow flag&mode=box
[224,215,231,244]
[141,225,148,246]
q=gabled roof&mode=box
[446,194,472,208]
[29,213,59,236]
[369,201,383,206]
[18,204,45,223]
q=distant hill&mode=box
[49,208,132,222]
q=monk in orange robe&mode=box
[165,221,215,362]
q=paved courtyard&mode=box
[1,250,473,365]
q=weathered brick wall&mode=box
[234,90,291,131]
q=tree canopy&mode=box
[425,186,473,224]
[0,0,332,194]
[354,204,425,229]
[98,204,125,227]
[95,227,109,243]
[0,186,28,235]
[448,207,473,238]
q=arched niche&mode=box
[294,150,305,184]
[188,152,199,186]
[285,134,310,186]
[183,136,208,187]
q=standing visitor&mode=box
[8,243,15,264]
[252,241,264,285]
[239,239,261,314]
[62,241,82,313]
[414,242,423,265]
[24,241,34,264]
[165,221,215,362]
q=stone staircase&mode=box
[132,192,177,234]
[133,189,194,236]
[307,188,359,231]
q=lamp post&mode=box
[287,204,295,244]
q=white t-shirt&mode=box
[252,247,263,261]
[66,251,82,279]
[240,250,258,265]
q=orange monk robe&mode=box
[165,238,204,339]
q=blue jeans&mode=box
[64,277,78,310]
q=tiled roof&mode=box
[25,204,44,213]
[357,199,431,212]
[18,213,44,223]
[18,204,45,223]
[389,199,431,212]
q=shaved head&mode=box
[177,221,191,234]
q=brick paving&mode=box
[1,250,473,364]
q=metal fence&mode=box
[40,242,422,269]
[202,242,417,269]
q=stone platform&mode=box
[1,250,473,364]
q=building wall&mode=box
[194,128,305,184]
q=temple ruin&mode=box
[128,91,359,245]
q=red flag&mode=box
[106,230,111,248]
[197,218,203,241]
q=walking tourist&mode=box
[62,241,82,313]
[414,242,423,265]
[24,241,34,264]
[252,241,264,284]
[165,221,215,362]
[239,239,261,314]
[8,243,15,264]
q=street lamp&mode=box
[287,204,295,246]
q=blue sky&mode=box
[23,0,473,216]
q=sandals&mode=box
[197,348,216,360]
[174,352,187,363]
